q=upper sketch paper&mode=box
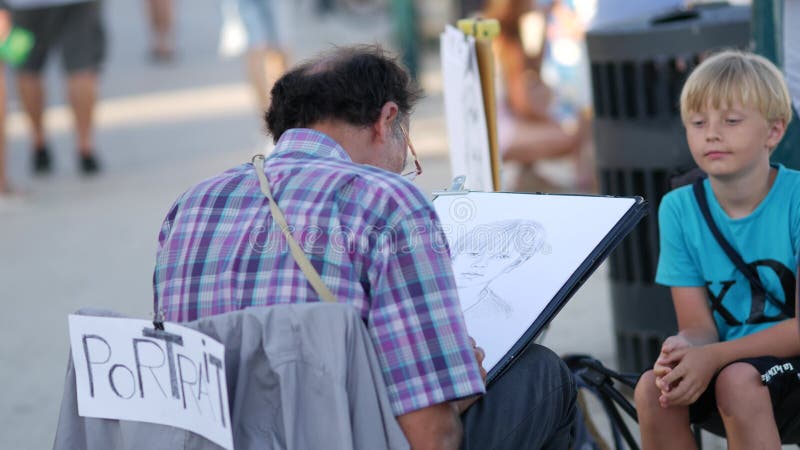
[434,192,636,372]
[440,25,494,192]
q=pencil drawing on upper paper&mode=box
[451,219,549,320]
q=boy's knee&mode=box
[634,370,661,413]
[715,363,765,416]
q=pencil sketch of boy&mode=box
[451,219,548,319]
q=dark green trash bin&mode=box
[586,4,750,373]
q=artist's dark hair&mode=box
[266,45,422,142]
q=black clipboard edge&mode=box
[483,194,648,386]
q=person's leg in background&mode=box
[13,5,61,174]
[16,69,50,172]
[12,3,51,174]
[145,0,174,61]
[61,0,105,174]
[245,47,286,112]
[0,6,11,195]
[0,8,8,193]
[0,63,8,194]
[460,344,577,449]
[239,0,287,113]
[67,70,97,168]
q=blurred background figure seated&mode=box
[484,0,595,193]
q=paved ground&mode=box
[0,1,745,448]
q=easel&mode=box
[455,18,501,192]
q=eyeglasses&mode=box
[399,124,422,181]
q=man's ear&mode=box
[766,119,787,151]
[373,101,400,143]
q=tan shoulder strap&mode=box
[252,155,337,303]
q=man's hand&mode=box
[396,403,463,450]
[470,336,488,382]
[656,344,720,408]
[396,335,488,449]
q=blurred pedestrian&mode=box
[237,0,288,112]
[0,4,9,197]
[485,0,594,192]
[8,0,104,176]
[145,0,174,62]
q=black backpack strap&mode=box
[692,179,789,314]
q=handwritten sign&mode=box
[68,315,233,450]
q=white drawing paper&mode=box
[434,192,636,372]
[440,25,494,192]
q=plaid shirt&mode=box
[154,128,485,415]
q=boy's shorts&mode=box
[690,355,800,441]
[12,1,105,74]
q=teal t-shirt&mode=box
[655,164,800,341]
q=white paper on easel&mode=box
[440,25,494,192]
[434,192,636,372]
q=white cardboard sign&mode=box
[68,315,233,450]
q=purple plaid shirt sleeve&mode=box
[365,198,485,414]
[154,128,485,416]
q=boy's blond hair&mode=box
[680,50,792,126]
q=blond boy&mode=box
[634,50,800,449]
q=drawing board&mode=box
[433,191,645,384]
